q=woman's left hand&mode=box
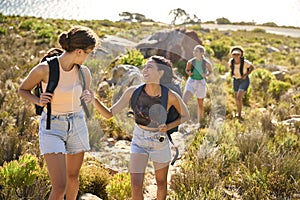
[241,74,248,80]
[81,89,93,103]
[158,123,167,133]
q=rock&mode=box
[97,64,143,102]
[136,28,202,63]
[266,46,280,53]
[94,35,137,58]
[110,65,142,86]
[97,80,110,98]
[272,70,286,81]
[79,193,102,200]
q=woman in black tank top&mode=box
[93,55,189,200]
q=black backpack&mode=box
[130,83,181,165]
[34,56,90,130]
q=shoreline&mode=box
[201,24,300,38]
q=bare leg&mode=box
[130,153,148,200]
[65,152,84,200]
[153,162,169,200]
[235,90,245,118]
[183,90,193,106]
[197,98,204,123]
[44,153,66,200]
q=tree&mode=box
[119,12,133,21]
[216,17,231,24]
[184,14,201,25]
[169,8,188,25]
[119,12,148,22]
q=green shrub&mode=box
[251,28,266,33]
[214,63,226,75]
[0,154,49,199]
[119,49,145,68]
[173,60,187,77]
[290,73,300,87]
[250,68,275,103]
[209,42,230,60]
[268,80,291,100]
[0,26,6,35]
[18,19,35,31]
[79,160,111,200]
[106,172,131,200]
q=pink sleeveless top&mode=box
[42,63,82,115]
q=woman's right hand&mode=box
[38,92,53,106]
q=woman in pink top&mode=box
[228,46,254,120]
[18,26,99,200]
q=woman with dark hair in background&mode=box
[228,46,254,120]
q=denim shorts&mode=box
[131,124,171,164]
[39,110,90,155]
[233,77,250,92]
[184,78,206,99]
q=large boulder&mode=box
[136,28,202,63]
[97,65,142,99]
[94,35,137,58]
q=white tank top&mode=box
[42,63,82,115]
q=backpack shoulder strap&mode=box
[77,64,87,90]
[45,56,60,129]
[191,58,196,72]
[130,84,146,110]
[76,64,90,119]
[46,57,60,93]
[202,57,208,74]
[160,85,168,110]
[160,85,179,165]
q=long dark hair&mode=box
[230,56,245,76]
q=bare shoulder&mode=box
[32,61,49,77]
[125,85,142,96]
[168,89,181,101]
[187,59,193,64]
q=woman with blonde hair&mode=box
[183,45,212,128]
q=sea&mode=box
[1,0,300,38]
[0,0,108,21]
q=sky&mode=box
[82,0,300,27]
[1,0,300,27]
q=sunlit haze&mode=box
[1,0,300,27]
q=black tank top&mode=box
[133,88,165,128]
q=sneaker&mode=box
[237,116,244,122]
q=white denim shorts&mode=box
[38,110,90,155]
[184,78,207,99]
[131,124,171,164]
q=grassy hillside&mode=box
[0,13,300,199]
